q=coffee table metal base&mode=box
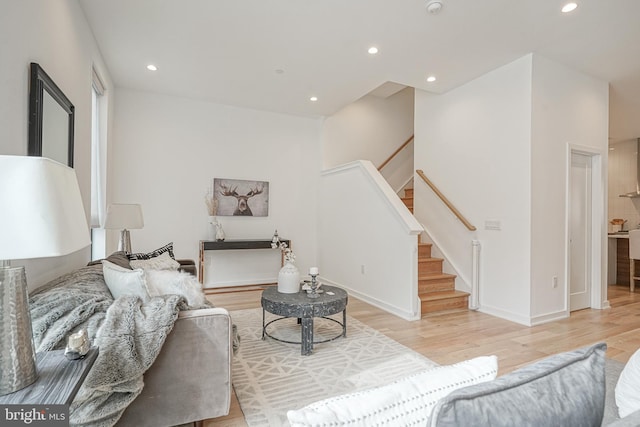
[260,285,348,355]
[262,314,346,355]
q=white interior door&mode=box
[569,152,593,311]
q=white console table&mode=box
[198,239,290,285]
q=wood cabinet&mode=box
[617,238,630,286]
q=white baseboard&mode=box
[477,304,532,326]
[321,277,420,321]
[204,277,277,288]
[530,310,569,326]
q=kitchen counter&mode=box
[608,232,630,239]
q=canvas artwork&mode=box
[213,178,269,217]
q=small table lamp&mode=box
[0,155,90,396]
[104,204,144,254]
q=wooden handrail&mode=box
[378,135,414,171]
[416,169,477,231]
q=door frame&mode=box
[565,144,607,312]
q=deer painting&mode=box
[219,183,265,216]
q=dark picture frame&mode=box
[214,178,270,217]
[28,62,75,167]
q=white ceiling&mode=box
[79,0,640,141]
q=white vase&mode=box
[208,216,217,240]
[215,221,226,241]
[278,261,300,293]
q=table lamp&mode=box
[0,155,90,396]
[104,204,144,254]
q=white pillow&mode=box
[129,251,180,271]
[102,260,149,301]
[144,269,206,308]
[287,355,498,427]
[616,348,640,417]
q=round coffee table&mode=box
[261,285,348,355]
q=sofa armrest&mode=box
[117,307,232,426]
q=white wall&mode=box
[322,87,414,191]
[319,161,423,320]
[414,55,533,324]
[0,0,113,289]
[530,55,609,321]
[414,54,608,326]
[111,89,322,287]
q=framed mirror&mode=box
[28,62,75,167]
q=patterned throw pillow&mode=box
[127,242,175,260]
[130,251,180,271]
[287,356,498,427]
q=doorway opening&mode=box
[567,147,605,312]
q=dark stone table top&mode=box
[261,285,348,318]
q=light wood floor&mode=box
[203,284,640,427]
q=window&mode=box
[90,67,107,260]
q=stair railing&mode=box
[416,169,477,231]
[378,135,414,171]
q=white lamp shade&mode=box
[0,155,91,260]
[104,204,144,230]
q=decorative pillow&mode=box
[428,342,607,427]
[144,269,207,308]
[127,242,175,260]
[87,251,132,269]
[616,347,640,418]
[102,260,149,301]
[287,355,498,427]
[130,251,180,271]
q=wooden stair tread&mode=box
[418,273,456,280]
[418,257,443,263]
[420,290,469,301]
[408,196,468,315]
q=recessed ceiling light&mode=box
[310,96,318,102]
[426,75,437,83]
[561,2,578,13]
[426,0,443,14]
[368,47,379,55]
[146,64,158,71]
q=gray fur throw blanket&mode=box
[29,265,189,427]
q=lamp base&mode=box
[0,266,37,396]
[118,229,132,254]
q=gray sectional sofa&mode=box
[29,253,234,427]
[425,343,640,427]
[117,307,233,426]
[288,342,640,426]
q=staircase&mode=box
[401,188,469,315]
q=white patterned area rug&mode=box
[230,308,437,427]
